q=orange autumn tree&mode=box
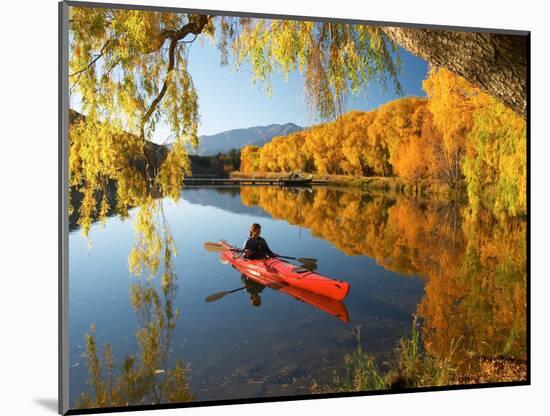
[303,122,347,174]
[258,140,278,172]
[274,132,309,172]
[241,68,525,219]
[242,97,435,180]
[422,67,491,190]
[339,111,377,176]
[424,67,526,215]
[395,104,433,182]
[369,97,431,182]
[240,145,260,174]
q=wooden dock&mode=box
[182,178,327,186]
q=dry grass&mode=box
[313,319,526,395]
[457,356,527,384]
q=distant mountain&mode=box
[181,188,272,219]
[184,123,303,156]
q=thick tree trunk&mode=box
[381,27,528,118]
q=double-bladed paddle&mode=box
[203,241,319,303]
[204,286,246,302]
[203,241,317,264]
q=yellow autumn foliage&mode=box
[241,69,526,217]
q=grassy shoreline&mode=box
[230,171,460,198]
[312,319,527,395]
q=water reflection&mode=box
[75,199,193,408]
[241,274,266,307]
[233,271,350,324]
[239,186,527,372]
[71,185,526,407]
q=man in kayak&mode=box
[242,223,276,260]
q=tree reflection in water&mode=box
[76,199,193,409]
[240,186,527,379]
[74,184,526,404]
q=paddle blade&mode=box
[297,257,317,263]
[293,267,309,273]
[205,291,230,302]
[293,262,317,273]
[300,260,318,270]
[204,242,227,253]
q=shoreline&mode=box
[230,171,461,198]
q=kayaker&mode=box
[242,223,276,260]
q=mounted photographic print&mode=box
[59,1,529,414]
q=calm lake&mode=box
[68,186,526,407]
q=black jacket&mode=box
[242,237,274,259]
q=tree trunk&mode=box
[381,27,528,118]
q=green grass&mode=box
[314,318,459,393]
[314,316,526,394]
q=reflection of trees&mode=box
[240,186,527,374]
[418,208,527,369]
[128,198,176,281]
[70,99,194,408]
[240,187,460,275]
[77,200,193,409]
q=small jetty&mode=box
[182,177,327,187]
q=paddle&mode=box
[293,263,318,273]
[203,241,317,264]
[204,287,246,303]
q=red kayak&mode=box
[234,261,350,324]
[219,241,350,301]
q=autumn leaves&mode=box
[240,68,527,217]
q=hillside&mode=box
[189,123,303,156]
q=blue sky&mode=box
[151,39,429,143]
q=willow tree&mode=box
[69,7,526,233]
[68,7,404,231]
[217,17,402,118]
[69,8,211,233]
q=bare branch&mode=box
[140,15,211,137]
[177,34,198,45]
